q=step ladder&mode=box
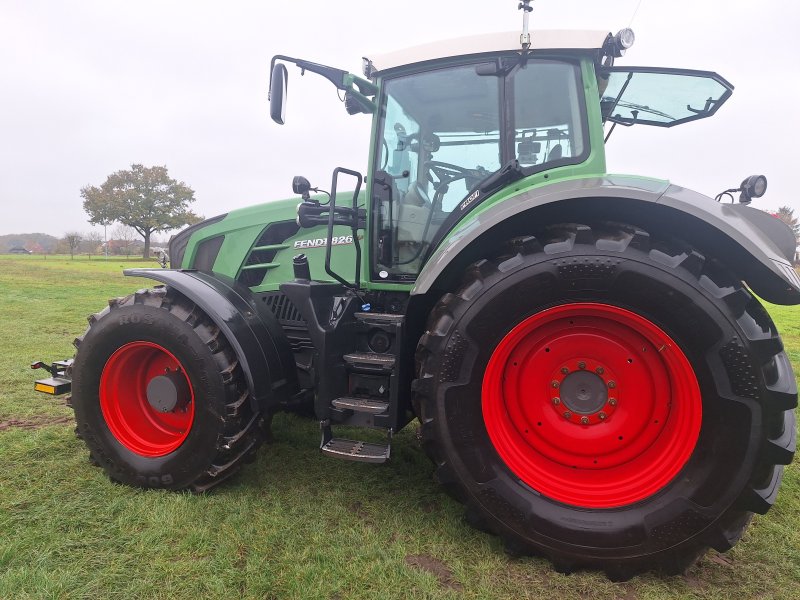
[319,311,403,464]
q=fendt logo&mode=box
[460,189,480,212]
[293,235,355,249]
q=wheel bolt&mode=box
[578,361,586,369]
[609,398,617,406]
[595,367,604,375]
[608,380,616,389]
[560,367,569,375]
[552,397,561,405]
[580,416,590,425]
[563,411,572,419]
[598,412,607,420]
[551,380,560,388]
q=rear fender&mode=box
[412,176,800,305]
[125,269,299,412]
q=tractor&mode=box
[33,2,799,580]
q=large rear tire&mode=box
[414,224,796,579]
[72,287,264,492]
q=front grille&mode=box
[261,292,306,325]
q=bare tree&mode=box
[112,224,137,256]
[63,231,82,259]
[82,230,104,254]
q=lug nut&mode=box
[608,380,616,389]
[609,398,617,406]
[580,416,590,425]
[563,411,572,419]
[598,412,607,420]
[595,367,604,375]
[551,380,560,388]
[578,361,586,370]
[552,397,561,405]
[560,367,569,375]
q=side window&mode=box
[514,62,584,167]
[599,68,733,127]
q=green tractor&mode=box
[34,2,798,579]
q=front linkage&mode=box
[31,359,73,397]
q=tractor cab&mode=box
[269,27,734,285]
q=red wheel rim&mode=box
[100,341,195,457]
[482,303,702,508]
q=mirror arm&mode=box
[344,73,378,96]
[269,55,349,97]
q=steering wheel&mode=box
[381,139,389,170]
[423,160,488,207]
[425,160,473,186]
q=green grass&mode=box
[1,255,798,599]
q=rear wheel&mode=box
[72,287,264,492]
[414,224,797,579]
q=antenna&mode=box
[519,1,534,49]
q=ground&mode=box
[1,255,798,599]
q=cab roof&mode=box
[367,30,610,75]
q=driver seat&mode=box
[403,181,431,207]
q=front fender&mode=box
[412,176,800,305]
[125,268,298,412]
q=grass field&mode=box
[1,255,798,599]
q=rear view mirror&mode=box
[270,63,288,125]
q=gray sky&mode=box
[1,0,798,238]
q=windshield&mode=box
[373,58,586,278]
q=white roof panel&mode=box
[368,30,609,74]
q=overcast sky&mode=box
[1,0,798,239]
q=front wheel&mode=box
[71,287,264,492]
[414,224,796,579]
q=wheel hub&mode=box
[560,369,607,414]
[550,359,619,425]
[146,369,190,413]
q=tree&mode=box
[81,164,202,258]
[774,206,799,244]
[63,232,82,259]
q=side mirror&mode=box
[269,63,288,125]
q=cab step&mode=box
[321,438,390,463]
[332,396,390,414]
[343,352,395,372]
[354,312,405,324]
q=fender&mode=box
[412,176,800,305]
[125,268,299,412]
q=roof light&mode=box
[605,28,636,59]
[616,28,635,50]
[362,57,374,79]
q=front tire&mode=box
[414,224,796,579]
[72,287,264,492]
